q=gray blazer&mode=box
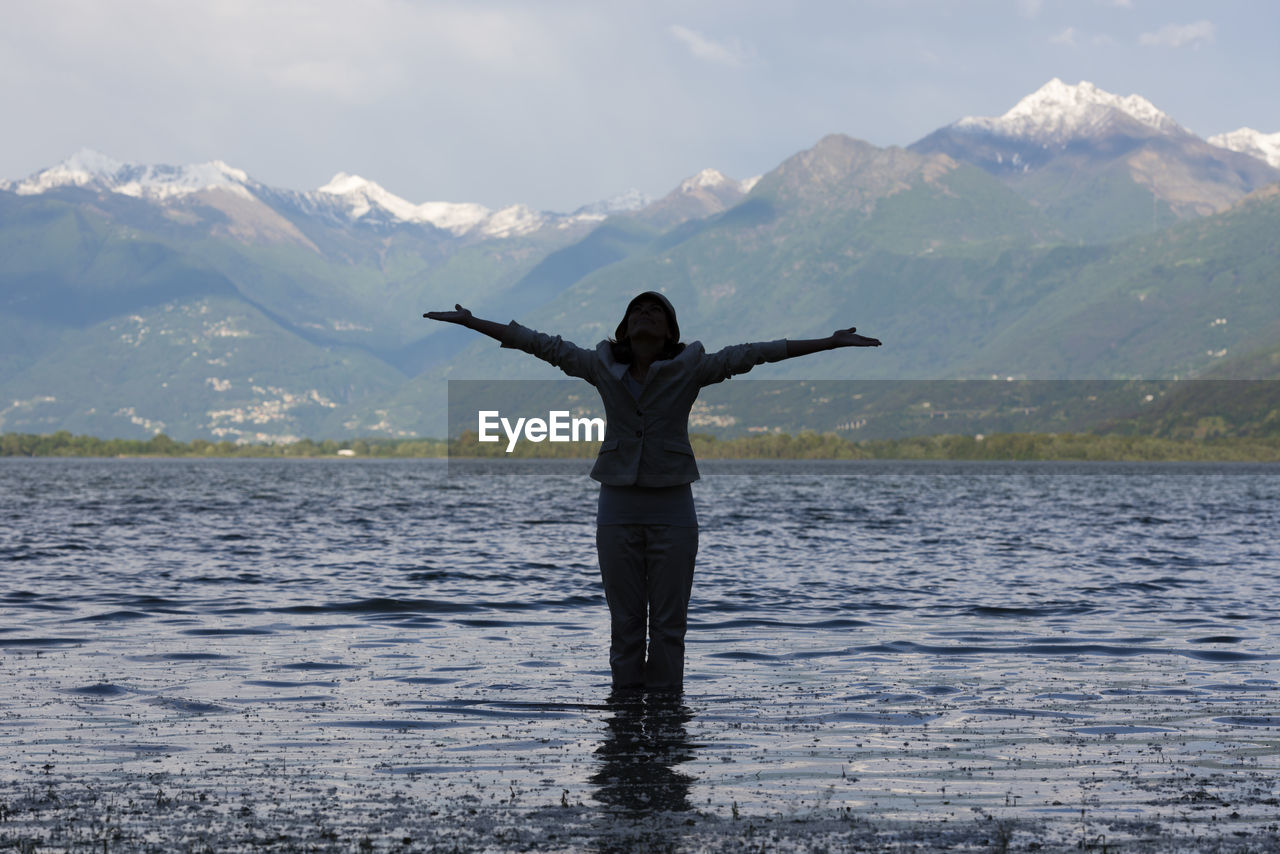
[503,321,788,487]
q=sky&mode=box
[2,0,1277,212]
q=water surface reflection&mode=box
[591,693,697,814]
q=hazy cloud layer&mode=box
[1139,20,1215,50]
[670,25,749,67]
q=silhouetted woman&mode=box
[426,292,880,694]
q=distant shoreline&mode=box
[4,430,1279,462]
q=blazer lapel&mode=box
[599,341,630,383]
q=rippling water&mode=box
[2,458,1279,845]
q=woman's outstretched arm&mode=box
[698,327,881,386]
[424,304,515,345]
[784,327,881,359]
[424,304,599,382]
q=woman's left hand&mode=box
[832,327,881,347]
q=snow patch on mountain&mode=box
[680,168,731,192]
[4,149,254,200]
[1208,128,1280,169]
[573,188,653,219]
[953,78,1185,142]
[678,168,757,194]
[482,205,546,238]
[3,152,756,239]
[2,151,562,239]
[317,173,492,234]
[314,173,572,237]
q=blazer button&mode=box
[634,429,643,437]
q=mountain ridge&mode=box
[911,80,1280,242]
[3,79,1279,441]
[1209,128,1280,169]
[8,80,1278,232]
[953,78,1187,142]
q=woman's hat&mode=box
[615,291,679,341]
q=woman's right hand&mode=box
[423,304,474,326]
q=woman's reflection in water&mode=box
[590,691,697,814]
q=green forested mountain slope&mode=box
[3,136,1277,440]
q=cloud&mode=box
[4,0,568,103]
[1016,0,1043,18]
[669,24,746,67]
[1138,20,1214,49]
[1050,27,1077,47]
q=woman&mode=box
[426,292,880,694]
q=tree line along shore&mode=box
[3,430,1279,462]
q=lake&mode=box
[2,458,1278,851]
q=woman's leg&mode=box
[643,525,699,691]
[597,524,647,690]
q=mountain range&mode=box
[2,79,1277,442]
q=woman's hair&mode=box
[608,336,685,364]
[610,291,683,363]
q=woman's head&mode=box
[611,291,683,362]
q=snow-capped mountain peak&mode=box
[1208,127,1280,169]
[4,148,254,199]
[678,168,758,195]
[62,148,127,177]
[953,78,1184,142]
[569,188,653,220]
[317,172,376,197]
[680,168,732,192]
[16,148,129,193]
[314,173,539,236]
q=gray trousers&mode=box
[596,525,699,692]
